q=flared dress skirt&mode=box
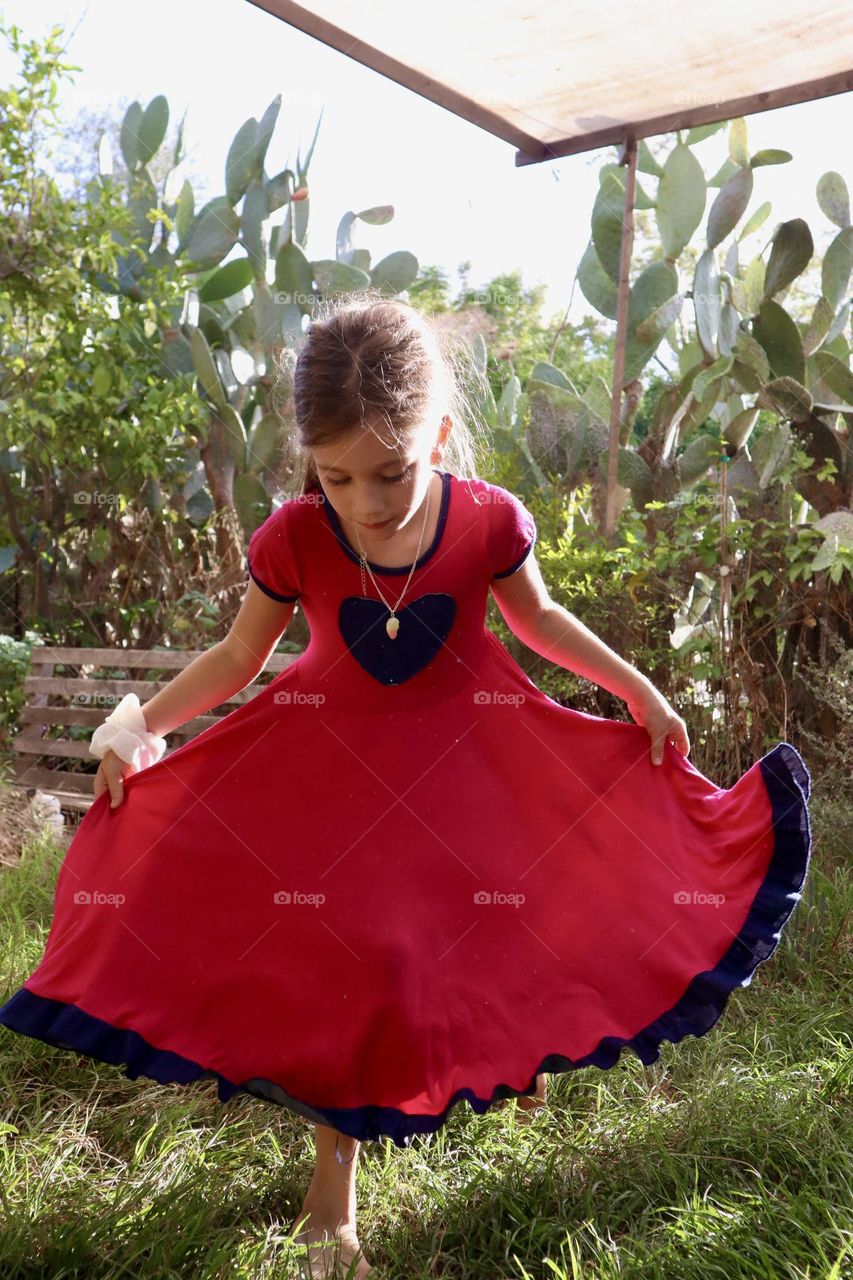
[0,472,813,1147]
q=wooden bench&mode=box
[10,646,298,816]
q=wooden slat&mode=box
[13,759,95,793]
[22,677,264,702]
[28,646,294,670]
[51,794,94,814]
[9,645,302,814]
[13,735,195,762]
[17,706,222,734]
[10,773,95,813]
[13,735,190,761]
[14,736,103,761]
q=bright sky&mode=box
[1,0,851,325]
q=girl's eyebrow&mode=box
[320,458,412,475]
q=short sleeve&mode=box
[487,486,537,579]
[246,500,302,602]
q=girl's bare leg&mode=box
[516,1072,548,1111]
[290,1124,376,1278]
[496,1072,548,1121]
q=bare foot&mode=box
[290,1211,377,1279]
[496,1073,548,1123]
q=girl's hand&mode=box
[93,748,138,809]
[624,683,691,766]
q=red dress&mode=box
[0,471,813,1148]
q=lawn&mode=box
[0,782,850,1279]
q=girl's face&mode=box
[310,424,436,539]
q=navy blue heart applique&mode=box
[339,594,457,685]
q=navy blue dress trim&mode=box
[0,742,811,1150]
[493,536,536,579]
[320,470,451,575]
[246,557,300,603]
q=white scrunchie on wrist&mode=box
[88,692,167,771]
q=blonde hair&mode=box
[270,289,491,496]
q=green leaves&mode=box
[749,149,792,168]
[692,354,733,404]
[821,227,853,310]
[752,299,805,383]
[814,350,853,405]
[731,330,770,390]
[189,328,227,410]
[240,176,268,276]
[577,240,618,319]
[247,413,282,470]
[592,171,626,283]
[614,446,655,509]
[802,296,835,357]
[273,239,314,306]
[217,402,248,465]
[723,405,760,454]
[370,250,418,294]
[816,171,850,228]
[175,179,194,245]
[655,143,707,259]
[312,258,371,295]
[198,257,254,303]
[528,362,577,394]
[811,511,853,575]
[119,97,169,171]
[763,218,814,300]
[707,166,753,249]
[728,118,750,169]
[625,261,680,379]
[266,167,294,212]
[182,198,240,270]
[356,205,394,225]
[136,96,169,168]
[740,201,772,240]
[755,377,813,419]
[225,97,281,206]
[226,119,261,207]
[693,248,721,357]
[676,432,719,488]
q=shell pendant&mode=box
[386,613,400,640]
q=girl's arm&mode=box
[490,552,690,764]
[140,583,297,737]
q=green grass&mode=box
[0,801,850,1280]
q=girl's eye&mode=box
[328,464,414,487]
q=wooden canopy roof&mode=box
[247,0,853,163]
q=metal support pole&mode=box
[605,134,638,544]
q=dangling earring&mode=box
[432,415,450,466]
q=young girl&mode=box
[0,295,812,1279]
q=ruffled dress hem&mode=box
[0,741,811,1149]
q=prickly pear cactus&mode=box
[102,95,420,537]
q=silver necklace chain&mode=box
[354,478,433,640]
